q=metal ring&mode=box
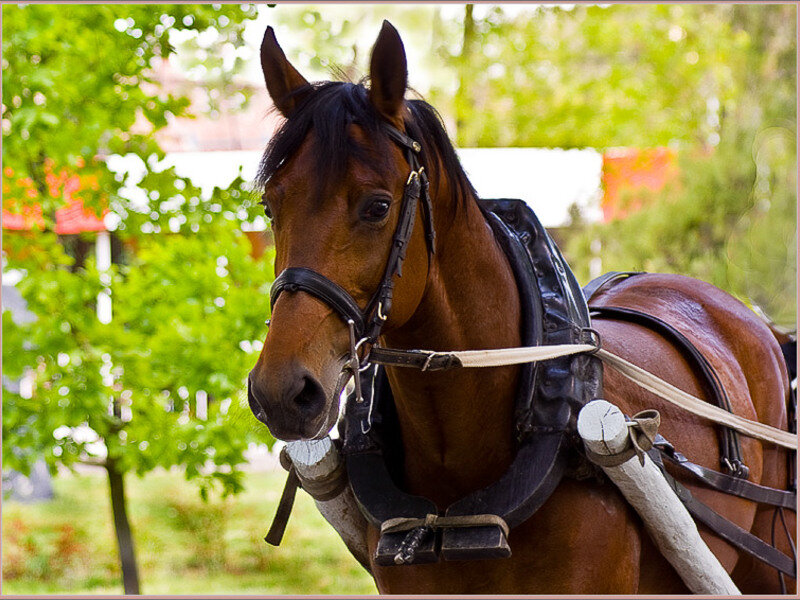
[581,326,602,354]
[406,170,420,185]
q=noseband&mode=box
[268,124,436,394]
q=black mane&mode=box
[256,80,476,208]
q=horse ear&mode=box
[260,26,310,118]
[369,20,408,123]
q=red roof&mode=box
[3,163,107,233]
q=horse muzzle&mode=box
[247,364,332,441]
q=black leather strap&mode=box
[369,347,463,371]
[649,449,796,578]
[654,436,796,510]
[383,124,422,154]
[264,467,300,546]
[582,271,644,302]
[270,267,366,336]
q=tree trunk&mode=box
[455,3,476,146]
[106,461,141,594]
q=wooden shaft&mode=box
[577,400,740,595]
[285,438,371,571]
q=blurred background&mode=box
[2,2,795,595]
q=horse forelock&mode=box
[256,80,476,210]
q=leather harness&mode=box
[264,127,796,577]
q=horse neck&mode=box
[381,185,522,508]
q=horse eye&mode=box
[259,193,273,220]
[360,198,391,223]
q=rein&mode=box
[371,342,797,450]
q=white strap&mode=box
[438,343,797,450]
[446,343,597,368]
[595,349,797,450]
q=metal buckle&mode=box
[346,320,366,403]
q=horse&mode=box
[245,21,796,594]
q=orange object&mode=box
[3,162,107,233]
[601,147,678,222]
[53,199,107,234]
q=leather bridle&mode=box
[268,123,436,402]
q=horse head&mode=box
[247,22,450,441]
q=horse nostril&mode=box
[293,375,325,414]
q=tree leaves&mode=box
[2,4,269,500]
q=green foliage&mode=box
[2,469,376,594]
[3,214,273,495]
[565,4,796,326]
[264,4,757,149]
[2,4,270,498]
[2,4,257,219]
[441,4,748,148]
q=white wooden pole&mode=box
[577,400,740,595]
[96,230,112,324]
[285,437,370,569]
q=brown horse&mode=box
[247,22,796,594]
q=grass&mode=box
[1,467,377,595]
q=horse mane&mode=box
[256,80,476,209]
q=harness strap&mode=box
[264,466,300,546]
[371,343,597,369]
[649,449,797,578]
[383,124,422,154]
[654,436,796,510]
[366,341,797,450]
[380,513,510,537]
[582,270,644,302]
[592,305,748,479]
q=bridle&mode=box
[268,123,436,406]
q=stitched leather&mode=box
[654,436,796,510]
